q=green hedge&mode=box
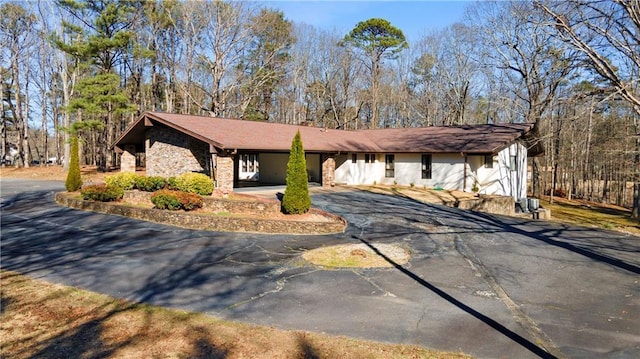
[171,172,214,196]
[105,172,141,190]
[151,189,203,211]
[135,175,168,192]
[105,172,213,196]
[80,184,124,202]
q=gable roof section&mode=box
[114,112,534,155]
[114,112,381,153]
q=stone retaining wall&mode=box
[56,192,346,235]
[445,194,515,216]
[123,191,281,215]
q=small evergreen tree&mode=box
[65,134,82,191]
[282,131,311,214]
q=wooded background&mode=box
[1,0,638,218]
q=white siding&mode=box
[335,142,528,199]
[336,152,466,189]
[335,153,383,185]
[475,142,527,200]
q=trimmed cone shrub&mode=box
[105,172,141,190]
[282,131,311,214]
[172,172,214,195]
[65,135,82,192]
[151,189,203,211]
[80,184,124,202]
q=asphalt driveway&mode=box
[1,179,638,359]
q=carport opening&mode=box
[234,151,323,189]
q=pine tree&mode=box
[282,131,311,214]
[65,134,82,192]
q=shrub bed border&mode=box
[55,192,346,235]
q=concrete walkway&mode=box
[2,179,639,359]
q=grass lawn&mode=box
[0,271,470,359]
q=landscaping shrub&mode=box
[282,131,311,214]
[167,176,178,190]
[80,184,124,202]
[175,191,203,210]
[172,172,214,195]
[105,172,141,190]
[151,189,203,211]
[135,175,168,192]
[65,135,82,192]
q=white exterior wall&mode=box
[336,153,466,188]
[474,142,527,200]
[335,142,528,199]
[335,153,382,185]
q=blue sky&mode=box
[264,1,472,43]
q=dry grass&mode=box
[539,196,640,235]
[303,243,410,269]
[0,271,470,359]
[0,165,111,183]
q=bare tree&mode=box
[0,3,38,168]
[468,1,577,197]
[537,0,640,218]
[199,1,254,117]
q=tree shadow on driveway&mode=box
[355,235,558,359]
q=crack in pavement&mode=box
[221,267,320,312]
[351,270,397,297]
[451,231,566,359]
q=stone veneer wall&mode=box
[120,145,136,173]
[216,156,234,191]
[146,125,209,177]
[321,154,335,187]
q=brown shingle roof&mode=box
[359,123,534,154]
[114,112,533,155]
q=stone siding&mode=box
[120,145,136,173]
[216,156,234,191]
[146,125,210,177]
[447,194,515,216]
[321,154,335,187]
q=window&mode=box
[484,155,494,169]
[510,155,517,172]
[421,154,432,179]
[352,154,357,163]
[385,154,395,178]
[241,154,258,172]
[365,153,376,163]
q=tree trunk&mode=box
[632,135,640,219]
[532,157,541,198]
[1,80,6,167]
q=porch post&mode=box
[120,145,136,173]
[321,154,336,187]
[216,155,235,192]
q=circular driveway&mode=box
[1,179,639,358]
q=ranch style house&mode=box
[113,111,537,200]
